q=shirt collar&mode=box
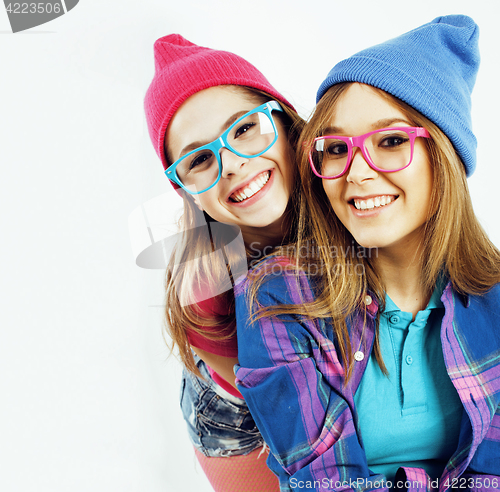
[427,276,446,310]
[442,280,470,308]
[382,276,447,316]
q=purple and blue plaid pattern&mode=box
[235,258,500,491]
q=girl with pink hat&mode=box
[144,34,303,491]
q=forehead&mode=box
[328,83,408,130]
[165,86,260,160]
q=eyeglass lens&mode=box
[175,111,276,193]
[313,129,413,177]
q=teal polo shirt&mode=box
[354,283,463,481]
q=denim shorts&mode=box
[179,357,265,457]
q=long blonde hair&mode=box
[164,86,304,375]
[249,82,500,380]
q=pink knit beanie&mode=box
[144,34,294,182]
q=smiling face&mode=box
[321,83,433,255]
[165,86,294,242]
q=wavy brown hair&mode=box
[164,86,304,375]
[248,82,500,381]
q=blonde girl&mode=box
[143,35,303,491]
[235,16,500,491]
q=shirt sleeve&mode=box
[457,406,500,491]
[234,266,386,491]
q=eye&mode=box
[325,140,348,157]
[189,152,214,171]
[234,122,256,138]
[379,134,409,148]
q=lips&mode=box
[229,171,271,203]
[350,195,398,210]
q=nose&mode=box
[345,146,378,184]
[220,147,249,178]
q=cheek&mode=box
[411,158,434,214]
[197,189,220,214]
[421,181,435,219]
[322,181,343,209]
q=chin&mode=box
[352,236,383,250]
[248,216,281,229]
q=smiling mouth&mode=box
[229,171,271,203]
[351,195,398,210]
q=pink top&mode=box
[187,293,243,399]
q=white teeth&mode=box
[353,195,395,211]
[231,172,270,202]
[250,182,261,193]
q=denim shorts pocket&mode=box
[197,389,259,433]
[180,361,263,457]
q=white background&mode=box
[1,1,499,491]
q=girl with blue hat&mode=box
[235,15,500,491]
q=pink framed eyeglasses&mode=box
[308,126,431,179]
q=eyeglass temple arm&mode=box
[267,100,283,113]
[414,127,431,138]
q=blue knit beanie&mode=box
[316,15,480,176]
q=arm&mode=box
[187,291,240,390]
[234,268,384,491]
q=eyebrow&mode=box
[176,110,251,160]
[322,117,413,135]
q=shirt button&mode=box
[406,355,413,365]
[363,295,372,306]
[354,351,364,361]
[389,315,400,324]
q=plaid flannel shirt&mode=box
[235,259,500,492]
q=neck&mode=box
[371,239,429,319]
[241,220,286,256]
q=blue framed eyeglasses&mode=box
[165,100,284,195]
